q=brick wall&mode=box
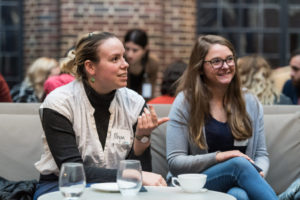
[23,0,60,69]
[23,0,197,96]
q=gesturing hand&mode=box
[134,105,169,156]
[135,105,169,140]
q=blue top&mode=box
[205,117,246,154]
[282,79,298,104]
[166,91,269,177]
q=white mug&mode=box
[172,173,207,193]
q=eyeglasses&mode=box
[204,56,235,70]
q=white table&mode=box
[38,186,236,200]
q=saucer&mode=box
[91,182,119,192]
[199,188,208,192]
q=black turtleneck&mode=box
[83,81,115,149]
[40,81,151,183]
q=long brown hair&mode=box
[176,35,252,149]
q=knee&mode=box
[228,157,252,170]
[227,187,250,200]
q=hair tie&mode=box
[88,32,93,38]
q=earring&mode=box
[90,77,95,83]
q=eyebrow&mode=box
[107,52,120,57]
[291,65,300,71]
[210,55,233,60]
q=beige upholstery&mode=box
[0,103,43,181]
[0,103,299,195]
[150,104,172,178]
[0,102,41,115]
[264,108,300,194]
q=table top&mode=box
[38,186,236,200]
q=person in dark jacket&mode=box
[282,49,300,104]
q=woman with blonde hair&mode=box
[11,57,60,102]
[238,55,292,105]
[166,35,277,200]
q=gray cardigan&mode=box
[166,91,269,177]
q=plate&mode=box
[90,182,119,192]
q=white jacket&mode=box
[35,80,145,176]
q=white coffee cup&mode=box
[171,173,207,193]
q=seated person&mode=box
[166,35,277,200]
[0,73,12,102]
[124,29,159,99]
[238,55,292,105]
[11,57,60,102]
[148,60,187,104]
[282,49,300,104]
[33,32,168,199]
[43,50,77,96]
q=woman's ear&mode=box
[84,60,96,76]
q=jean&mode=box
[33,181,59,200]
[227,187,250,200]
[203,157,278,200]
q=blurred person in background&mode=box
[124,29,159,100]
[0,73,12,102]
[238,55,292,105]
[282,49,300,104]
[148,60,187,104]
[10,57,60,102]
[43,50,76,96]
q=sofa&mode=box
[0,103,299,195]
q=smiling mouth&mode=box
[218,72,231,76]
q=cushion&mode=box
[0,103,41,114]
[149,104,171,178]
[264,111,300,194]
[0,113,43,181]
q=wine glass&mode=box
[117,160,142,196]
[59,162,86,200]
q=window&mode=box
[0,0,22,87]
[197,0,300,67]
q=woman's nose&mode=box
[122,57,129,68]
[221,61,230,69]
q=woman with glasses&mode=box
[166,35,278,200]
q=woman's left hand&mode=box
[134,105,169,155]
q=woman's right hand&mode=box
[216,150,254,163]
[141,171,167,186]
